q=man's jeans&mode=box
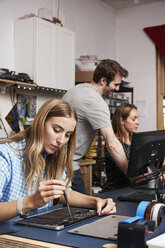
[71,169,87,194]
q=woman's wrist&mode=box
[93,196,100,208]
[16,198,28,218]
[21,196,35,215]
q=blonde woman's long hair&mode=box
[0,98,77,192]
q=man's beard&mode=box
[103,88,113,98]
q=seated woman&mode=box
[102,103,140,191]
[0,98,116,222]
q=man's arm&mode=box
[100,126,128,175]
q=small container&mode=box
[100,171,106,187]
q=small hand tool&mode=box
[64,190,73,222]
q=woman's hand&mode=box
[63,188,116,216]
[0,180,66,222]
[29,179,66,209]
[96,198,116,216]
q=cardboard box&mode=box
[75,71,93,82]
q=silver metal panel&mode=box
[68,215,130,240]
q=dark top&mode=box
[102,141,131,191]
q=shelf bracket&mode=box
[0,84,6,94]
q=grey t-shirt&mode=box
[63,83,111,170]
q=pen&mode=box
[64,190,73,222]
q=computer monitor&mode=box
[127,130,165,189]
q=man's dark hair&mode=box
[93,59,128,84]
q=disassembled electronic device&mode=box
[14,207,97,230]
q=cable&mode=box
[132,171,161,187]
[0,117,9,137]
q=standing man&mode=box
[63,59,129,194]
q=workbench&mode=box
[0,187,141,248]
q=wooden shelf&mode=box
[0,79,67,96]
[35,86,66,95]
[0,78,37,88]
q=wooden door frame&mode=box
[157,49,165,130]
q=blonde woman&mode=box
[0,98,116,221]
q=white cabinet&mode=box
[35,18,55,87]
[56,26,75,90]
[14,17,75,90]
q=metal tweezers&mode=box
[64,191,73,222]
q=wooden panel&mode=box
[0,235,73,248]
[0,79,37,88]
[80,159,96,195]
[156,49,165,130]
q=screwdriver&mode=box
[64,190,73,222]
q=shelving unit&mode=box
[0,78,37,89]
[0,78,67,139]
[105,85,134,119]
[0,79,66,97]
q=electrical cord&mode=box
[132,170,163,187]
[131,169,165,204]
[0,117,9,137]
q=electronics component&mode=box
[68,215,131,240]
[14,207,97,230]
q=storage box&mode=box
[75,71,93,82]
[79,61,99,71]
[75,58,99,71]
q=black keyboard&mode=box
[117,191,156,202]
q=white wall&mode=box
[116,1,165,131]
[0,0,165,135]
[0,0,54,69]
[60,0,116,59]
[0,0,54,135]
[0,0,116,135]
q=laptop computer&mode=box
[117,191,156,202]
[14,206,97,230]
